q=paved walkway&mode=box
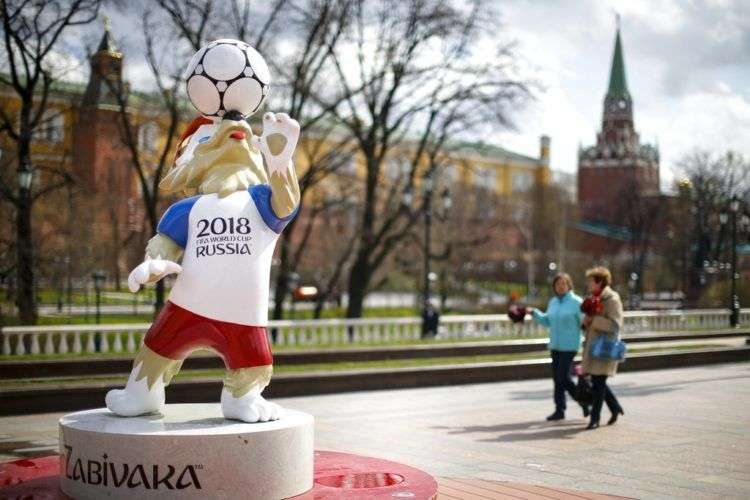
[1,363,749,499]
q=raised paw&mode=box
[251,112,300,176]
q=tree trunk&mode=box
[15,147,37,325]
[146,203,165,314]
[155,280,165,314]
[113,264,122,291]
[16,185,37,324]
[345,156,378,319]
[346,253,370,318]
[110,206,122,291]
[313,286,332,319]
[272,237,291,320]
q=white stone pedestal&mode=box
[59,404,313,500]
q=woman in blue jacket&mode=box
[530,272,588,421]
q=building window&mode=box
[335,152,357,177]
[473,166,497,191]
[138,122,159,152]
[385,156,411,181]
[511,171,534,193]
[442,163,458,185]
[33,109,64,143]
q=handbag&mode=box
[591,330,627,362]
[574,375,592,405]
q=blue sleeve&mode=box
[156,196,199,248]
[532,304,550,327]
[250,184,299,234]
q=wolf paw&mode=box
[128,258,182,293]
[221,390,281,423]
[105,378,165,417]
[251,112,300,177]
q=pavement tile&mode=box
[0,362,748,498]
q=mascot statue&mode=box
[106,39,299,423]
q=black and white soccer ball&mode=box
[184,39,270,118]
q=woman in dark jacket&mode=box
[530,273,588,421]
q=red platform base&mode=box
[0,451,438,499]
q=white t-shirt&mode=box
[157,185,296,326]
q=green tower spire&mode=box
[606,23,629,99]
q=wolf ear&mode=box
[173,116,215,163]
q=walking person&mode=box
[581,266,625,430]
[530,273,588,421]
[421,300,440,338]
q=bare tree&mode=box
[675,150,750,303]
[266,0,360,319]
[154,0,288,53]
[0,0,102,323]
[315,0,529,317]
[615,178,661,299]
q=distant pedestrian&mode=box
[421,300,439,338]
[581,266,625,430]
[529,273,588,421]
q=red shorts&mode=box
[144,301,273,369]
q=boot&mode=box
[586,419,600,430]
[608,409,624,426]
[546,410,565,421]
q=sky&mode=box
[490,0,750,190]
[67,0,749,191]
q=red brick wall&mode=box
[578,164,658,224]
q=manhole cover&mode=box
[316,473,405,489]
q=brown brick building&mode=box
[0,25,173,289]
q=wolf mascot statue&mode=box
[106,42,300,423]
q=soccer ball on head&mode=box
[184,39,270,119]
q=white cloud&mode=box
[487,0,750,192]
[75,0,750,191]
[651,85,750,179]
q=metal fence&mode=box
[2,308,748,357]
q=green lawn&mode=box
[1,305,430,326]
[33,288,156,306]
[0,334,548,361]
[0,343,732,390]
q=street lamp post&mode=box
[422,175,434,310]
[16,166,35,324]
[729,197,740,327]
[404,176,451,337]
[17,169,33,191]
[628,272,639,310]
[288,272,300,319]
[92,270,106,325]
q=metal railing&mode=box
[1,308,748,357]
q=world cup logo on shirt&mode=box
[194,216,253,258]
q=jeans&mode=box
[590,375,623,422]
[550,350,577,412]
